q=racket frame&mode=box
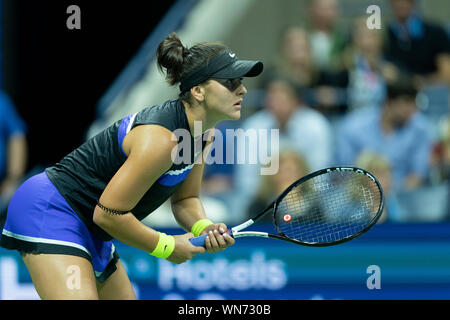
[230,166,384,247]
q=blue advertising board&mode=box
[1,223,450,300]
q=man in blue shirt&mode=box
[335,81,432,192]
[0,91,27,216]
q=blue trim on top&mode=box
[117,114,132,157]
[157,164,194,187]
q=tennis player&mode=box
[0,32,264,299]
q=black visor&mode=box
[179,49,263,92]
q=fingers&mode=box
[224,231,235,245]
[202,223,228,236]
[178,223,235,257]
[205,229,235,253]
[169,226,235,264]
[206,230,225,249]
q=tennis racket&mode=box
[190,167,384,247]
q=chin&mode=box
[229,110,241,120]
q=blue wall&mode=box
[1,223,450,300]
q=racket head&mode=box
[271,167,384,246]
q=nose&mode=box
[237,84,247,96]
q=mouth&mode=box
[234,100,243,107]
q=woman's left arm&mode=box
[171,129,234,252]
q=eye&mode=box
[228,78,243,90]
[214,78,244,91]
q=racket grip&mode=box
[189,234,208,247]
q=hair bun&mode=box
[156,32,186,85]
[156,33,228,93]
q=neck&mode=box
[181,100,219,138]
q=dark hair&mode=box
[261,71,304,102]
[156,32,228,100]
[386,80,418,100]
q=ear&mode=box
[190,85,205,102]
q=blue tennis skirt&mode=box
[0,171,119,283]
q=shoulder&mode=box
[134,99,182,131]
[123,124,178,160]
[137,99,177,117]
[422,20,448,35]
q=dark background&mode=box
[2,0,174,171]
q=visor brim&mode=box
[211,60,263,79]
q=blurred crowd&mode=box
[200,0,450,225]
[1,0,449,228]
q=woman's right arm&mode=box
[92,124,205,263]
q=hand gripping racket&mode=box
[190,167,384,247]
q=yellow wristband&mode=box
[191,219,214,237]
[150,232,175,259]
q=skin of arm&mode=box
[92,124,205,263]
[171,129,235,252]
[170,130,213,231]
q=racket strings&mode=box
[274,171,381,244]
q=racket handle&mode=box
[189,234,208,247]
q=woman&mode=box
[342,17,387,111]
[0,32,263,299]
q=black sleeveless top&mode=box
[46,99,207,241]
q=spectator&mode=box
[268,25,349,120]
[342,17,387,111]
[383,0,450,87]
[355,151,404,223]
[0,91,28,225]
[306,0,348,71]
[234,74,332,214]
[270,25,317,89]
[335,81,432,192]
[247,149,310,221]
